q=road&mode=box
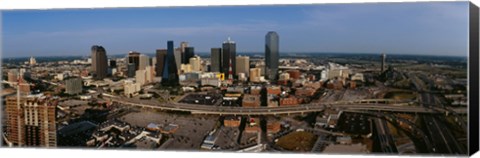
[102,94,466,116]
[420,93,465,154]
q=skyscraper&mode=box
[127,51,141,70]
[265,31,279,80]
[6,95,57,147]
[156,49,167,77]
[222,37,236,76]
[162,41,179,86]
[138,54,150,70]
[210,48,222,72]
[91,45,108,80]
[174,48,182,72]
[183,47,195,64]
[381,53,386,72]
[236,56,250,76]
[180,42,188,53]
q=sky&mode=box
[1,2,470,58]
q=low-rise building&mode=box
[242,94,261,107]
[279,96,300,106]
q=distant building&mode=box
[127,51,141,71]
[124,80,141,97]
[242,94,261,107]
[5,95,57,147]
[109,59,117,68]
[280,96,300,106]
[266,86,281,96]
[287,70,301,80]
[201,78,221,87]
[29,56,36,65]
[180,41,188,53]
[266,121,281,134]
[174,48,182,73]
[161,41,179,86]
[135,70,147,86]
[91,45,108,80]
[189,56,202,72]
[65,77,83,95]
[222,37,236,76]
[145,65,155,83]
[279,72,290,81]
[127,63,136,78]
[265,31,279,80]
[138,54,150,70]
[381,53,386,72]
[155,49,167,77]
[183,47,195,64]
[249,68,262,82]
[210,48,222,72]
[224,116,242,127]
[295,87,316,97]
[236,56,250,77]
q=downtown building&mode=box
[5,95,57,147]
[156,49,167,77]
[183,47,195,64]
[65,77,83,95]
[222,37,236,78]
[161,41,180,86]
[265,31,279,80]
[210,48,222,72]
[236,56,250,77]
[91,45,108,80]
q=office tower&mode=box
[236,56,250,77]
[156,49,167,77]
[265,31,279,80]
[136,69,147,86]
[29,56,36,65]
[127,63,136,78]
[5,95,57,147]
[65,77,83,95]
[250,68,262,82]
[162,40,179,86]
[381,53,386,72]
[151,57,156,67]
[127,51,141,70]
[138,54,150,70]
[174,48,182,72]
[190,56,202,72]
[183,47,195,64]
[145,65,155,83]
[222,37,236,76]
[210,48,222,72]
[91,45,108,80]
[109,59,117,68]
[180,42,188,53]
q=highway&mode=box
[420,93,465,154]
[103,94,466,116]
[373,118,398,153]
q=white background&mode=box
[0,0,478,158]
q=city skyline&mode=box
[2,2,469,58]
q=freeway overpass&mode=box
[106,96,466,116]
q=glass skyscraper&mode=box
[162,41,179,85]
[265,31,279,80]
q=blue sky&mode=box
[2,2,469,58]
